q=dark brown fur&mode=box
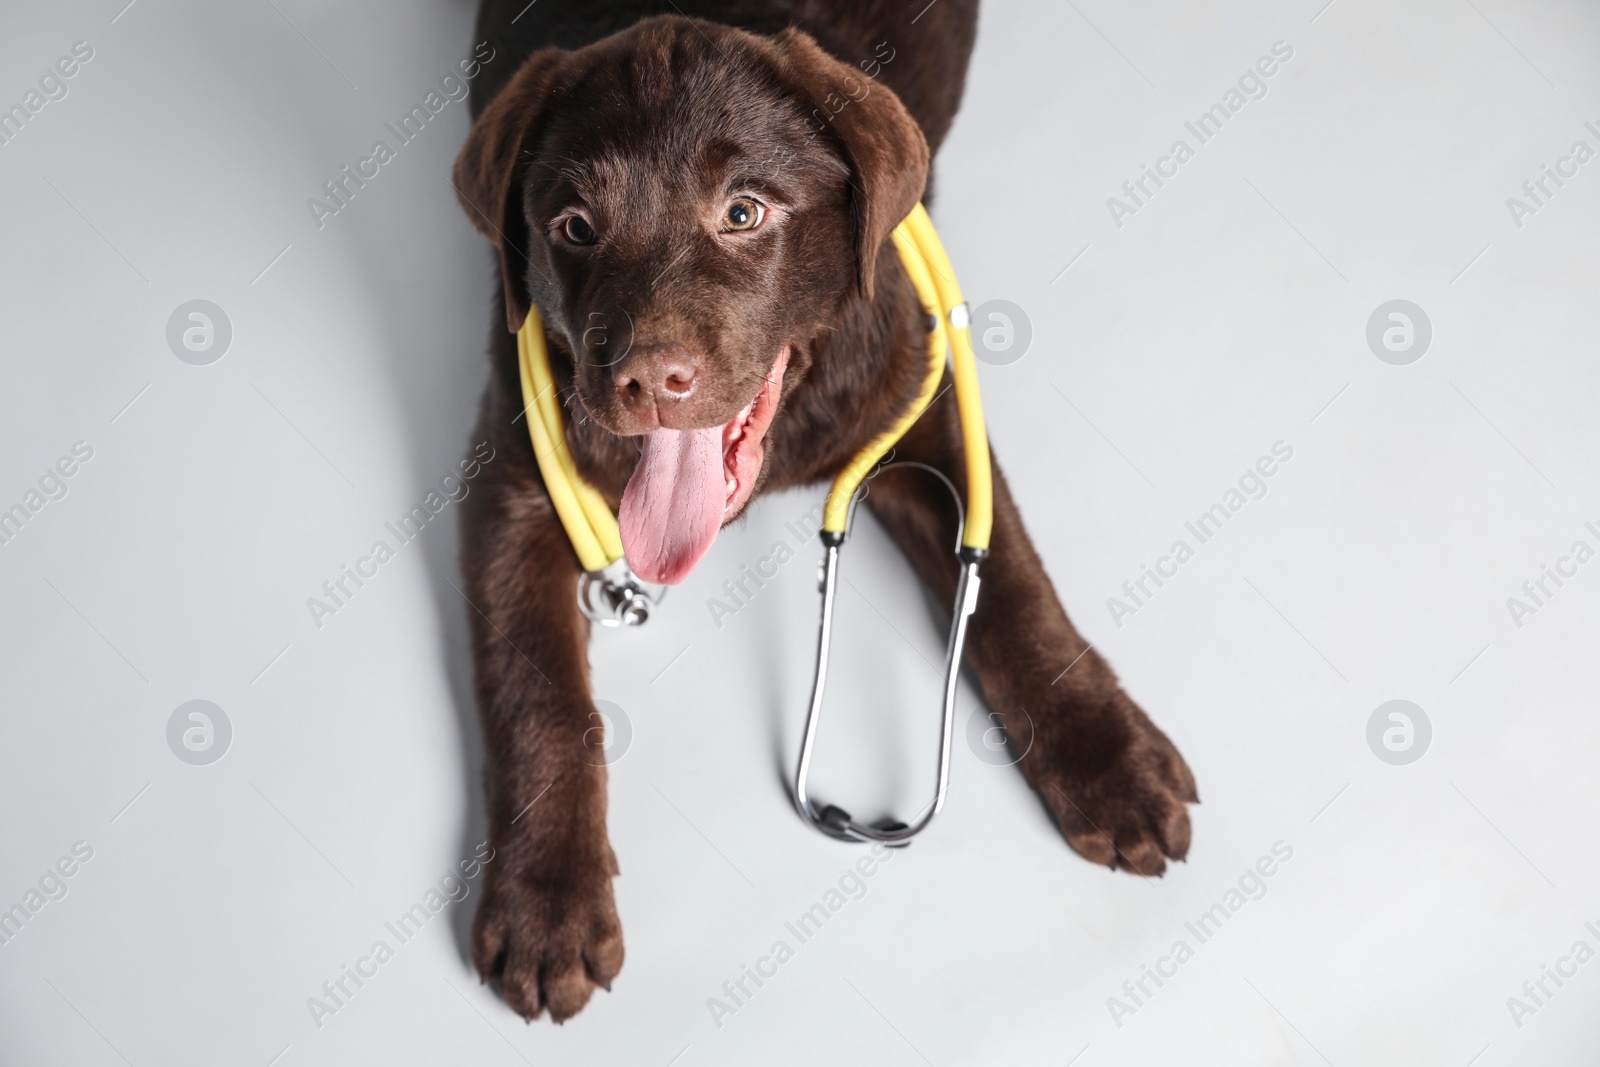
[455,0,1196,1023]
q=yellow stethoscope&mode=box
[517,202,992,845]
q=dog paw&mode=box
[1026,689,1198,877]
[472,859,623,1023]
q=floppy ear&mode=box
[773,29,930,301]
[453,49,567,333]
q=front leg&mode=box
[866,407,1197,875]
[460,424,622,1021]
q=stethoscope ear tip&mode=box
[810,804,915,847]
[818,804,853,835]
[579,561,664,628]
[871,819,913,848]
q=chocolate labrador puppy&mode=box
[454,0,1197,1022]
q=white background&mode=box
[3,1,1599,1064]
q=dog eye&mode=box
[562,215,596,245]
[721,198,764,233]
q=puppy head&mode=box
[454,17,927,583]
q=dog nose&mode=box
[614,345,699,410]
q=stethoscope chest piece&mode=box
[579,560,665,628]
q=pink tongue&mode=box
[619,426,726,585]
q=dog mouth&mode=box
[617,345,790,585]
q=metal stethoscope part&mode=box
[578,559,664,628]
[791,463,984,847]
